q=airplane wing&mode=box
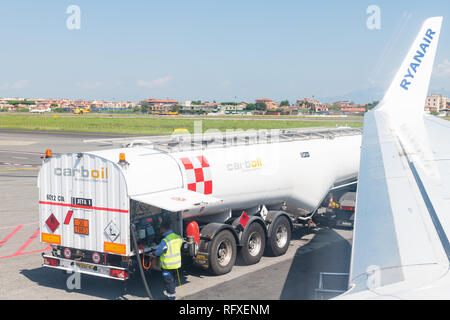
[339,17,450,299]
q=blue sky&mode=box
[1,1,450,103]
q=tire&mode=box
[266,216,291,256]
[239,222,266,265]
[208,230,237,275]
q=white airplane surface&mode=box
[338,17,450,299]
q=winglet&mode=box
[377,17,443,120]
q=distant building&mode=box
[425,105,439,114]
[315,105,329,113]
[179,101,220,113]
[340,106,366,115]
[278,106,299,115]
[295,98,321,110]
[181,101,192,108]
[222,103,246,114]
[255,98,280,111]
[141,98,178,114]
[141,98,178,105]
[425,94,447,112]
[333,100,353,107]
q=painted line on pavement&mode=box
[0,167,40,172]
[0,225,23,248]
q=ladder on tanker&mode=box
[84,127,362,153]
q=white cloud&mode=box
[137,76,171,88]
[0,80,30,89]
[435,59,450,77]
[75,81,104,89]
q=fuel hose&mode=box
[131,224,154,300]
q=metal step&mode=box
[315,272,349,300]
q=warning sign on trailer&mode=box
[104,221,120,242]
[45,213,60,233]
[239,211,249,228]
[74,218,89,235]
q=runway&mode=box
[0,129,352,300]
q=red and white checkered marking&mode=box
[179,156,213,195]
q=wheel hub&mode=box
[248,232,262,257]
[217,239,232,267]
[275,225,288,248]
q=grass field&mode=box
[0,114,363,135]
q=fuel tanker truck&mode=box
[38,127,361,281]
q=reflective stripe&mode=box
[164,255,181,261]
[164,238,173,256]
[164,252,181,259]
[163,260,182,266]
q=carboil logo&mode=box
[227,158,263,171]
[54,166,108,181]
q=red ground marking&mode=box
[0,227,51,260]
[0,246,51,260]
[0,221,38,231]
[14,228,41,255]
[0,225,23,248]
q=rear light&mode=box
[44,257,59,267]
[110,269,128,279]
[341,206,355,211]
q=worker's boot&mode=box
[163,290,176,300]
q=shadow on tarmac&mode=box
[19,262,192,300]
[185,226,351,300]
[18,227,351,300]
[279,227,351,300]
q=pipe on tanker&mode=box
[130,224,154,300]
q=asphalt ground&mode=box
[0,129,353,300]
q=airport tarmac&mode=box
[0,129,352,300]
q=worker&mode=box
[153,217,183,300]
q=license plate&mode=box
[74,218,89,235]
[76,262,94,270]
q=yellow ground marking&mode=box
[0,167,40,172]
[2,129,135,137]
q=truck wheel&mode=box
[239,222,265,265]
[266,216,291,256]
[208,230,236,275]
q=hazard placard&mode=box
[42,233,61,245]
[45,213,60,233]
[74,218,89,235]
[239,211,249,228]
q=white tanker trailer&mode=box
[38,127,361,280]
